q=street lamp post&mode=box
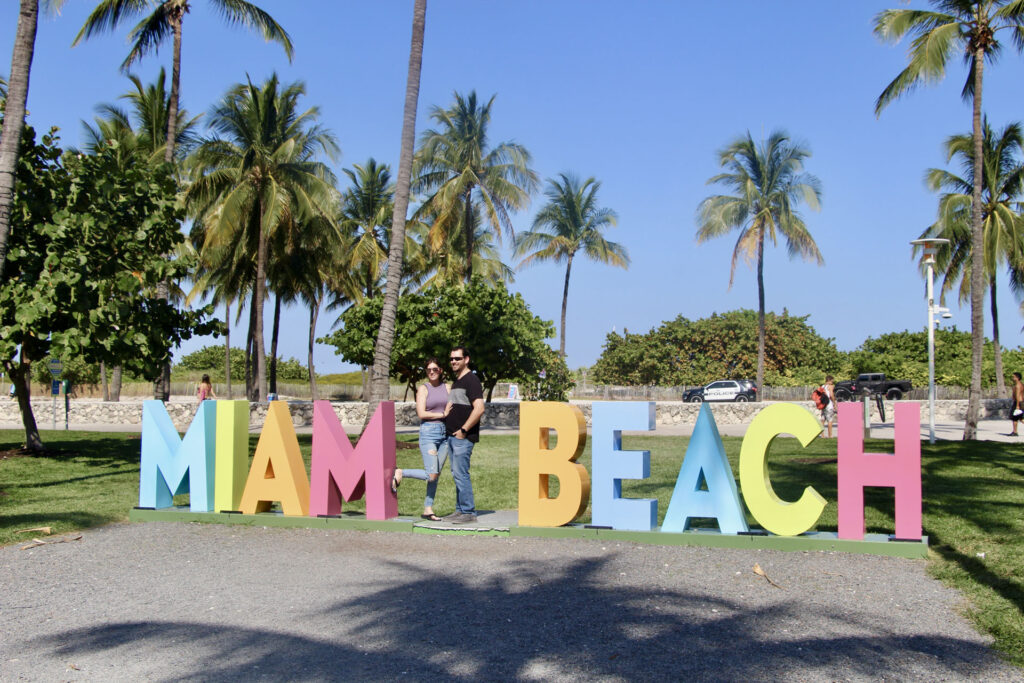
[911,238,950,444]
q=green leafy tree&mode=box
[696,131,824,395]
[515,173,628,359]
[187,74,339,401]
[175,344,246,380]
[322,277,559,400]
[413,90,538,282]
[1,126,215,451]
[874,0,1024,439]
[592,310,841,388]
[340,158,394,300]
[850,328,1008,388]
[917,119,1024,395]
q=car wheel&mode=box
[735,395,748,402]
[836,389,851,402]
[886,388,903,401]
[688,396,703,403]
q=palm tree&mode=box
[696,130,823,395]
[340,158,394,300]
[413,89,537,282]
[408,207,513,289]
[73,0,292,165]
[0,0,40,284]
[874,0,1024,439]
[186,75,339,401]
[515,173,629,359]
[917,119,1024,394]
[368,0,427,412]
[0,75,7,103]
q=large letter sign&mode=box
[838,402,922,540]
[591,402,657,531]
[662,402,748,534]
[215,400,249,512]
[239,401,311,516]
[517,402,590,527]
[309,400,398,520]
[140,400,216,511]
[739,403,827,536]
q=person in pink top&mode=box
[392,358,450,521]
[196,374,216,403]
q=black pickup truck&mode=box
[834,373,912,401]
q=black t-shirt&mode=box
[445,370,484,442]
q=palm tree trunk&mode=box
[756,232,766,400]
[464,190,474,282]
[964,49,986,440]
[245,292,256,400]
[110,365,122,402]
[224,301,232,399]
[164,11,183,164]
[368,0,427,421]
[100,361,109,401]
[991,274,1005,396]
[152,10,184,401]
[308,299,319,401]
[559,253,574,358]
[0,0,39,283]
[269,292,281,395]
[254,212,269,402]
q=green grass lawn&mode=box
[0,429,1021,666]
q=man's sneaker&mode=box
[441,511,463,520]
[449,513,478,525]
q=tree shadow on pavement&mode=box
[34,554,1009,680]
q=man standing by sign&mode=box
[444,346,485,524]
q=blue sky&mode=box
[4,1,1024,374]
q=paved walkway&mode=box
[1,522,1019,681]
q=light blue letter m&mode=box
[139,400,216,511]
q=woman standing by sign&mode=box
[392,358,450,521]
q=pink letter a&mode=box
[837,402,922,540]
[310,401,398,520]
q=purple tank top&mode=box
[423,382,449,421]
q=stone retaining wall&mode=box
[2,397,1013,433]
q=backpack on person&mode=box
[811,387,829,410]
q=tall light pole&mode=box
[911,238,950,443]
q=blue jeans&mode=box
[447,435,475,514]
[402,422,448,509]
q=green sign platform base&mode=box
[128,507,928,558]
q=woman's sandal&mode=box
[391,470,403,494]
[420,513,441,521]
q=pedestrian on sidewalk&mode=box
[392,358,450,521]
[1010,372,1023,437]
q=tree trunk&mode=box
[308,299,319,401]
[964,49,986,440]
[559,253,574,358]
[755,231,766,400]
[100,361,109,401]
[245,291,256,400]
[0,0,39,283]
[224,301,232,399]
[164,12,183,164]
[253,205,269,402]
[367,0,427,425]
[269,292,281,394]
[10,355,42,453]
[991,274,1005,396]
[110,365,122,402]
[463,190,474,282]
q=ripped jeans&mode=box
[402,421,449,509]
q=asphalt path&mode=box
[1,522,1020,681]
